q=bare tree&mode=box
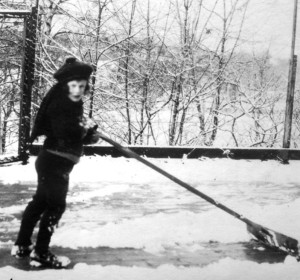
[2,0,292,148]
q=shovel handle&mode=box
[98,133,300,258]
[98,132,249,225]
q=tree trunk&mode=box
[210,0,227,145]
[139,0,151,145]
[0,101,2,154]
[175,106,187,145]
[196,96,206,144]
[169,78,181,145]
[89,0,106,118]
[1,102,13,154]
[89,72,96,118]
[2,116,7,154]
[139,74,149,144]
[124,0,137,144]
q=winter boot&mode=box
[11,244,34,258]
[29,250,71,268]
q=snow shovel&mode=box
[98,132,300,260]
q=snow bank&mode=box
[1,155,300,185]
[1,257,300,280]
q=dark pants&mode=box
[15,150,74,254]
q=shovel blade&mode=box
[247,221,299,259]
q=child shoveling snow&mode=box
[11,57,100,268]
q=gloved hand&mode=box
[80,117,97,130]
[81,118,100,145]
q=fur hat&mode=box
[54,57,93,83]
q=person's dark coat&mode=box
[30,83,98,162]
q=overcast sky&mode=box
[241,0,299,61]
[110,0,300,61]
[24,0,299,63]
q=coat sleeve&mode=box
[46,99,88,141]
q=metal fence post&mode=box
[18,6,38,163]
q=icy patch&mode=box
[0,240,14,249]
[0,205,26,215]
[68,184,132,203]
[49,194,300,254]
[51,210,248,253]
[0,240,13,246]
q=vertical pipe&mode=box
[0,91,2,154]
[283,0,298,149]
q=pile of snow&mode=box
[1,155,300,185]
[1,257,300,280]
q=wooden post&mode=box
[283,56,298,149]
[18,6,38,162]
[283,0,298,149]
[0,95,2,154]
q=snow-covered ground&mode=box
[1,155,300,279]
